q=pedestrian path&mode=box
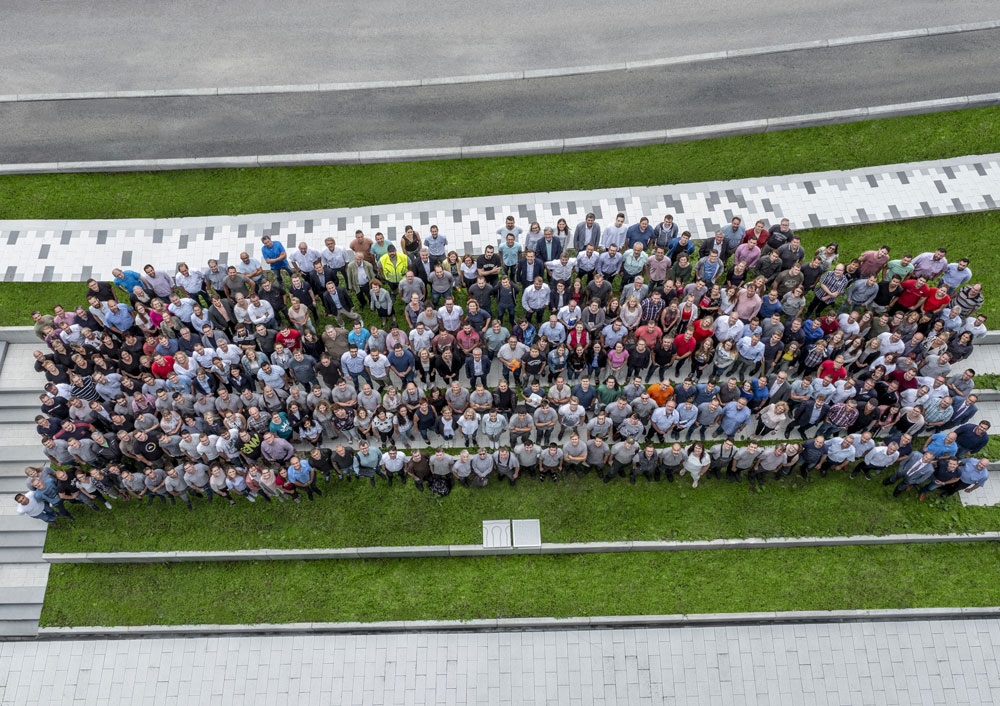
[4,618,1000,705]
[0,336,49,638]
[2,153,999,282]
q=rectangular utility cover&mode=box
[482,520,512,548]
[512,519,542,547]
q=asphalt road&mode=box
[2,30,1000,165]
[2,0,998,93]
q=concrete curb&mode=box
[2,93,999,175]
[41,532,1000,564]
[3,21,999,104]
[35,607,1000,640]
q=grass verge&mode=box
[42,468,998,554]
[40,543,1000,626]
[3,107,1000,220]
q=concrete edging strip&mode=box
[41,532,1000,564]
[3,21,999,103]
[35,607,1000,640]
[2,93,999,175]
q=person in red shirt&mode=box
[818,313,839,335]
[692,316,715,342]
[894,277,930,313]
[275,326,302,351]
[150,354,174,379]
[741,219,769,250]
[818,355,848,382]
[922,287,951,314]
[673,327,698,377]
[634,321,662,349]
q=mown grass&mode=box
[41,543,1000,626]
[2,107,1000,220]
[43,464,997,554]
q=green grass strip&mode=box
[42,469,998,555]
[3,107,1000,220]
[40,543,1000,626]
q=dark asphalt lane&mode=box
[2,30,999,164]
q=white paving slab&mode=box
[2,153,999,282]
[3,620,1000,705]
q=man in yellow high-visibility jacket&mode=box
[378,244,409,296]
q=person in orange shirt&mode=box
[647,381,674,406]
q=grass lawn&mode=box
[42,466,999,554]
[40,543,1000,626]
[2,107,1000,220]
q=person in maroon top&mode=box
[741,220,770,250]
[887,367,919,392]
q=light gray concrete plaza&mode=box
[5,620,1000,705]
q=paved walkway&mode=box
[2,153,999,282]
[4,619,1000,705]
[0,338,48,638]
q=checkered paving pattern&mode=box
[2,154,999,282]
[4,620,1000,705]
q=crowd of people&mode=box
[13,211,995,524]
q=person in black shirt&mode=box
[476,246,503,286]
[331,445,356,481]
[492,379,517,415]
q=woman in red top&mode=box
[567,322,589,350]
[742,219,769,250]
[922,287,951,314]
[692,316,715,343]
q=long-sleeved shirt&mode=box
[736,337,765,362]
[863,446,900,468]
[521,284,551,311]
[352,448,383,477]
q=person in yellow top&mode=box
[378,244,409,292]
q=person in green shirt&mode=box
[884,255,914,281]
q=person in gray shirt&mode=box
[539,444,564,482]
[657,444,686,483]
[493,447,520,486]
[584,437,611,476]
[470,449,495,487]
[752,445,788,487]
[630,393,658,426]
[606,398,633,429]
[451,451,473,487]
[445,383,470,415]
[164,467,195,510]
[513,441,541,480]
[586,410,614,440]
[708,438,738,481]
[482,322,510,355]
[561,433,588,478]
[732,442,763,483]
[182,461,212,502]
[691,400,722,441]
[607,439,638,483]
[630,444,659,484]
[533,401,559,446]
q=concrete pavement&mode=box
[2,29,1000,166]
[3,1,998,95]
[5,619,1000,705]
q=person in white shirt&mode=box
[288,242,322,273]
[599,213,628,250]
[436,300,464,333]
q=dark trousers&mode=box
[605,459,629,482]
[295,480,323,500]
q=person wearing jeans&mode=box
[14,492,56,524]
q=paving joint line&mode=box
[2,21,999,103]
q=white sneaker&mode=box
[104,501,113,510]
[248,496,256,502]
[692,479,699,488]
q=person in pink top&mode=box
[858,245,891,278]
[734,236,762,270]
[734,283,763,322]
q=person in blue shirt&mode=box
[625,218,655,250]
[387,345,415,384]
[287,456,322,501]
[922,430,959,459]
[111,268,144,298]
[721,216,746,250]
[260,236,294,288]
[953,421,991,457]
[715,398,751,437]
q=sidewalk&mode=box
[1,153,999,282]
